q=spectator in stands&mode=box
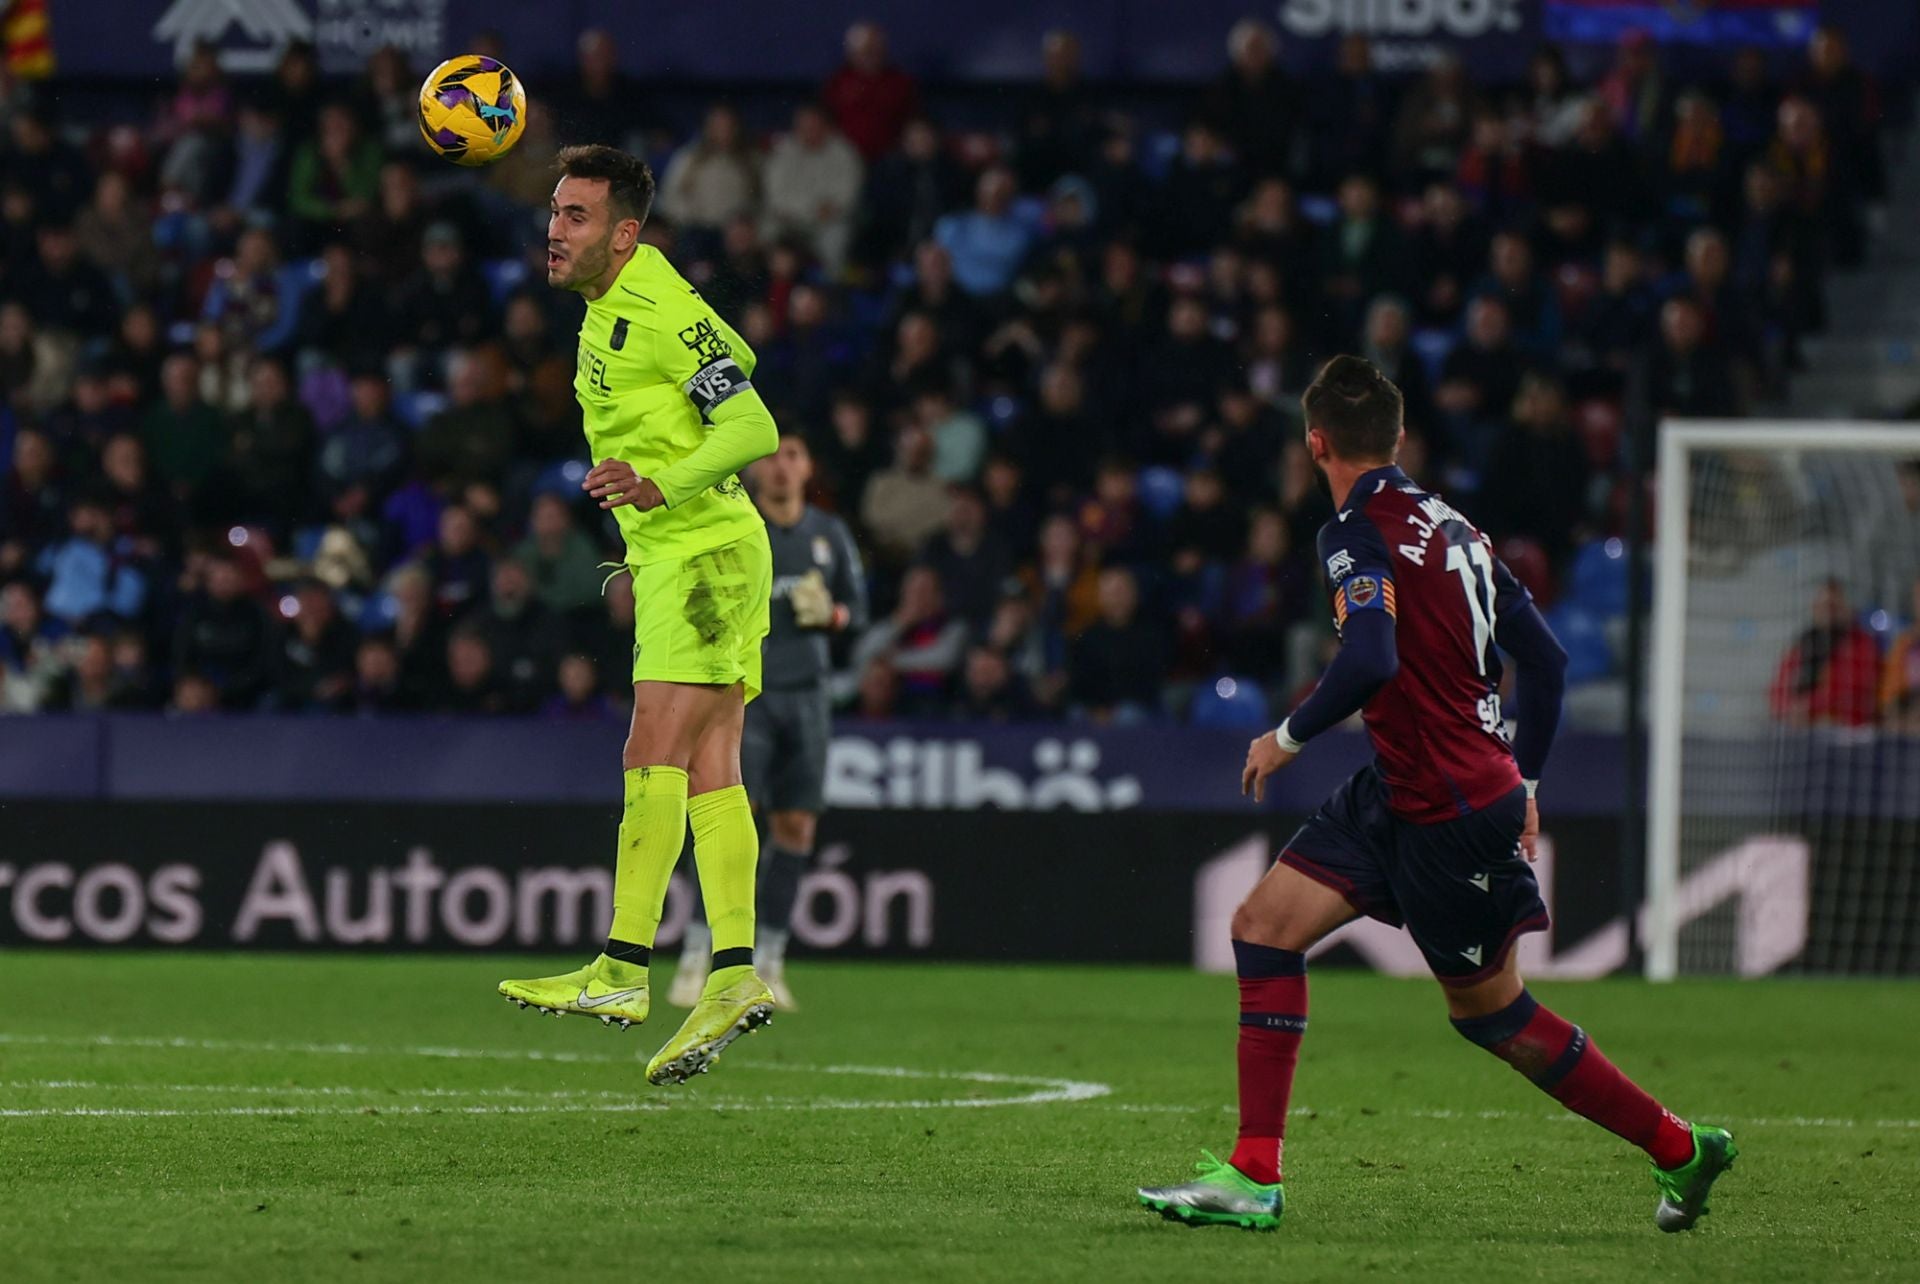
[5,100,90,222]
[201,224,303,354]
[1070,566,1168,723]
[99,432,178,560]
[222,97,291,224]
[142,352,226,509]
[848,564,967,716]
[913,383,987,484]
[353,161,431,287]
[385,563,447,703]
[1141,294,1237,464]
[174,553,267,708]
[658,104,761,255]
[1435,296,1523,471]
[273,577,355,711]
[440,626,505,714]
[1880,577,1920,731]
[474,556,565,713]
[858,116,966,270]
[223,354,315,527]
[415,349,518,490]
[1015,30,1097,191]
[0,302,72,417]
[349,633,411,714]
[359,45,423,156]
[18,219,117,340]
[1637,297,1741,426]
[319,366,408,500]
[822,21,921,162]
[1478,373,1589,563]
[762,102,864,275]
[75,170,155,300]
[288,102,381,252]
[861,421,948,564]
[1204,20,1299,181]
[1475,230,1561,361]
[544,652,620,720]
[1391,54,1484,186]
[47,625,144,712]
[38,493,146,628]
[514,493,603,617]
[933,166,1033,300]
[1357,295,1433,434]
[920,485,1013,631]
[1308,35,1392,188]
[1599,29,1671,151]
[422,502,490,620]
[0,426,64,562]
[1575,239,1657,394]
[1153,121,1246,260]
[1770,578,1879,728]
[0,578,64,708]
[1317,173,1408,336]
[392,223,495,380]
[552,29,653,152]
[1217,506,1312,684]
[952,644,1038,722]
[1801,25,1882,267]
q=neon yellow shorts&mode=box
[629,529,772,702]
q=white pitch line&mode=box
[1103,1102,1920,1130]
[0,1035,1110,1114]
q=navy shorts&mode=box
[742,685,831,813]
[1279,765,1549,985]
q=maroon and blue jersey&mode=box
[1317,465,1529,823]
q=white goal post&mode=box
[1648,420,1920,981]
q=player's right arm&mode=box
[828,516,869,634]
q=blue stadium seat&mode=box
[358,592,400,633]
[1137,466,1184,521]
[1568,537,1629,615]
[396,391,448,430]
[1542,603,1614,684]
[1189,676,1273,730]
[1296,194,1339,226]
[532,458,590,498]
[481,258,528,306]
[1411,328,1457,385]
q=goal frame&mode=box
[1647,419,1920,981]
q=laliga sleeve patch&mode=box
[684,357,752,414]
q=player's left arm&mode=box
[589,302,779,511]
[1244,522,1400,802]
[827,516,870,633]
[1491,553,1569,858]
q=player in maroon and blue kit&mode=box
[1137,356,1736,1233]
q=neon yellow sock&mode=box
[608,765,690,953]
[688,785,757,968]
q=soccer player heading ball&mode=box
[1137,357,1735,1233]
[497,145,780,1085]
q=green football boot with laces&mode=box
[1652,1124,1738,1232]
[1137,1150,1284,1231]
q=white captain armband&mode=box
[683,357,753,415]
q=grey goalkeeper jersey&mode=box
[762,505,869,691]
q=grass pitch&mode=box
[2,952,1915,1283]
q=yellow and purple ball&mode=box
[418,54,527,167]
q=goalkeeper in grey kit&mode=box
[672,432,868,1010]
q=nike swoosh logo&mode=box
[576,986,644,1009]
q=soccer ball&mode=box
[418,55,527,167]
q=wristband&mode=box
[1522,779,1539,800]
[1274,719,1305,754]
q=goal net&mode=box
[1648,421,1920,978]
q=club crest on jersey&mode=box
[1347,575,1380,608]
[1325,549,1355,584]
[813,536,833,566]
[610,317,629,351]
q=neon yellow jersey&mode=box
[574,245,764,565]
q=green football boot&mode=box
[1137,1151,1284,1231]
[1652,1124,1737,1232]
[497,954,650,1028]
[645,969,775,1084]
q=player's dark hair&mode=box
[1301,355,1403,463]
[555,144,656,227]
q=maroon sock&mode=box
[1227,940,1307,1185]
[1452,990,1695,1170]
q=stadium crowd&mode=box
[0,21,1904,724]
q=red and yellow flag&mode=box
[2,0,55,79]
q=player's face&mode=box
[547,177,635,293]
[753,437,812,500]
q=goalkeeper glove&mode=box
[789,570,836,629]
